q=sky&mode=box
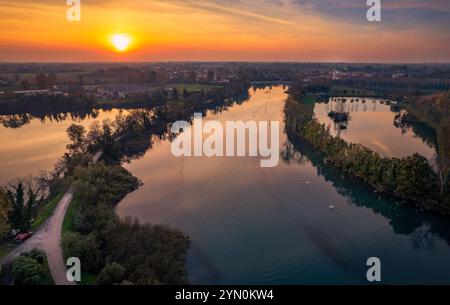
[0,0,449,62]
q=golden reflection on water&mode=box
[0,109,127,185]
[314,98,436,160]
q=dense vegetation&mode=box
[1,76,250,284]
[402,92,450,175]
[0,77,250,118]
[0,175,62,241]
[62,162,190,285]
[0,250,53,285]
[284,96,450,215]
[0,93,94,116]
[56,79,251,284]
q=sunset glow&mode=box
[111,34,131,52]
[0,0,449,62]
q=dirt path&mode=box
[1,150,103,285]
[0,188,75,285]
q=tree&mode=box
[96,262,125,285]
[48,73,58,88]
[182,89,189,99]
[6,183,33,231]
[66,124,87,154]
[35,73,48,90]
[62,232,102,273]
[207,70,214,83]
[20,80,30,90]
[12,255,45,285]
[0,188,10,236]
[3,178,45,232]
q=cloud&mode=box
[0,0,449,61]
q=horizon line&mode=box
[1,60,450,65]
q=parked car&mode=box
[14,232,33,244]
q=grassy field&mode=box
[0,72,89,82]
[0,72,90,91]
[95,98,138,107]
[164,83,222,92]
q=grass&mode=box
[41,253,55,285]
[0,244,9,258]
[95,99,137,107]
[0,72,89,83]
[61,197,98,285]
[164,83,222,93]
[60,197,97,285]
[0,193,63,260]
[31,193,63,231]
[62,197,77,235]
[80,271,97,285]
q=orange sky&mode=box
[0,0,449,62]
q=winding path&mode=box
[0,150,103,285]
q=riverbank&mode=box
[405,108,449,167]
[284,96,450,215]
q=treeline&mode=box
[284,97,450,215]
[56,80,251,284]
[62,163,190,285]
[1,77,251,284]
[401,92,450,186]
[0,93,94,116]
[283,131,450,246]
[0,78,250,117]
[332,78,450,94]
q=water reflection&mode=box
[0,109,105,129]
[314,98,437,161]
[116,86,450,284]
[0,109,128,185]
[283,131,450,248]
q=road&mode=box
[1,188,75,285]
[0,150,103,285]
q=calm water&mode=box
[1,87,449,284]
[314,98,436,160]
[0,109,127,185]
[115,87,450,284]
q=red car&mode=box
[14,232,33,244]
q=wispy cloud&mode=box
[0,0,448,62]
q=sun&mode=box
[111,34,131,52]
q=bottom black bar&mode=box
[0,285,446,304]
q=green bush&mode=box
[96,262,125,285]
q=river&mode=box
[114,86,450,284]
[1,86,450,284]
